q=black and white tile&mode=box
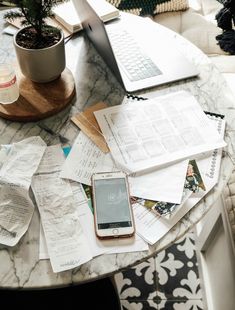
[114,230,204,310]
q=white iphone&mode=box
[91,171,135,239]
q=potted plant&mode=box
[4,0,66,83]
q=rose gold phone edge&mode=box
[91,171,135,240]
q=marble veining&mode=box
[0,12,235,288]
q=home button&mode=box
[112,228,119,235]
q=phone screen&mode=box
[94,177,132,229]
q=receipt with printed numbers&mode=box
[0,136,47,246]
[31,144,92,273]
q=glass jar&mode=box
[0,63,19,104]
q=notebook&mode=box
[94,90,226,174]
[130,106,225,245]
[72,0,199,93]
[124,93,225,183]
[52,0,120,34]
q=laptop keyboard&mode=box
[107,29,162,82]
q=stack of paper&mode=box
[60,90,226,246]
[0,90,225,272]
[34,144,148,272]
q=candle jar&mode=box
[0,63,19,104]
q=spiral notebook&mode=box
[124,94,226,245]
[123,93,225,182]
[95,91,226,175]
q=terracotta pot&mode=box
[13,26,66,83]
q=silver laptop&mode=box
[72,0,199,93]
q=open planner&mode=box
[117,93,226,245]
[94,91,226,174]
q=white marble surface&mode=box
[0,12,235,288]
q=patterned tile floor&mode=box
[114,229,204,310]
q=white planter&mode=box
[13,26,66,83]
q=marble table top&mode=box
[0,12,235,289]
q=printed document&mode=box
[60,131,118,186]
[39,201,149,260]
[31,145,92,273]
[94,91,226,173]
[0,137,46,246]
[61,132,189,203]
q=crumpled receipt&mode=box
[31,144,92,273]
[0,136,46,246]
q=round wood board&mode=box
[0,67,75,122]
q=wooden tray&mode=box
[0,67,75,122]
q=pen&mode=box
[37,124,70,144]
